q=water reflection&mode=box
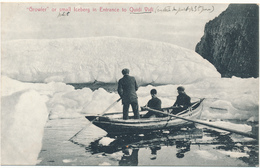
[87,128,203,161]
[149,146,161,160]
[119,148,139,166]
[176,140,191,158]
[85,127,258,166]
[204,129,259,166]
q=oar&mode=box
[210,107,228,111]
[95,98,122,116]
[69,98,121,141]
[143,107,258,139]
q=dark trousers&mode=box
[123,102,140,120]
[143,111,155,118]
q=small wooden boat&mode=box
[85,99,205,135]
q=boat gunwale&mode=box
[93,109,201,125]
[86,100,203,125]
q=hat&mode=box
[177,86,185,91]
[122,68,130,75]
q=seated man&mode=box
[142,89,164,118]
[172,86,191,115]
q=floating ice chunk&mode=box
[2,75,74,97]
[62,159,77,163]
[82,88,121,115]
[217,150,249,158]
[247,116,257,122]
[197,120,252,133]
[99,137,115,146]
[231,95,259,111]
[1,90,49,165]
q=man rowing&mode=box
[118,68,140,120]
[171,86,191,114]
[142,89,165,118]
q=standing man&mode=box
[172,86,191,114]
[118,68,140,120]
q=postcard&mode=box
[1,1,259,167]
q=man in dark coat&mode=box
[142,89,164,118]
[118,68,140,120]
[172,86,191,114]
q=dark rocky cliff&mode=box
[195,4,259,78]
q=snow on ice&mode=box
[1,37,258,165]
[1,89,49,165]
[2,37,220,84]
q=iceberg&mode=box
[2,37,220,84]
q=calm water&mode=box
[37,117,258,166]
[37,83,259,166]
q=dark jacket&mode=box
[173,92,191,109]
[148,97,162,111]
[118,75,138,104]
[143,96,164,118]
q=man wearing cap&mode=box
[118,68,140,120]
[172,86,191,114]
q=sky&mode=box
[1,3,229,50]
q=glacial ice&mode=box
[2,37,220,84]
